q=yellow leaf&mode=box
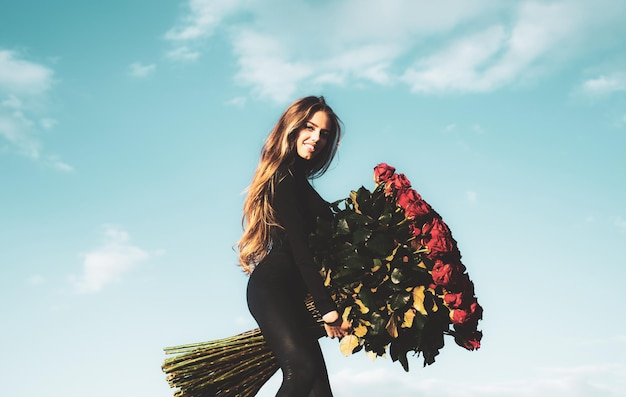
[354,323,368,337]
[417,261,427,269]
[366,350,378,361]
[340,335,359,356]
[386,316,398,338]
[354,298,370,314]
[350,191,362,214]
[353,283,363,294]
[402,308,416,328]
[342,306,352,319]
[385,245,400,261]
[412,286,428,315]
[324,269,331,287]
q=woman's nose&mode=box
[310,130,320,142]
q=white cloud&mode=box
[613,216,626,233]
[27,274,46,286]
[164,0,501,100]
[129,62,156,78]
[164,0,244,41]
[473,124,485,134]
[0,50,53,95]
[466,190,478,204]
[232,30,312,102]
[40,117,58,130]
[403,26,508,93]
[0,110,41,159]
[166,46,200,62]
[225,96,247,106]
[581,74,626,97]
[403,2,585,93]
[0,49,71,169]
[330,363,626,397]
[443,123,457,133]
[164,0,246,63]
[72,226,151,294]
[164,0,626,102]
[47,155,74,172]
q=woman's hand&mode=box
[322,310,352,339]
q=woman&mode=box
[239,96,352,396]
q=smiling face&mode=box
[295,111,331,160]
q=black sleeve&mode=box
[273,173,338,316]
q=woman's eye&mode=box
[306,125,315,131]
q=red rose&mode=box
[397,188,431,219]
[397,188,421,208]
[443,291,469,308]
[449,301,482,325]
[405,199,431,219]
[421,218,454,258]
[431,259,464,287]
[388,173,411,190]
[450,273,473,295]
[450,307,470,325]
[373,163,396,184]
[409,222,421,238]
[453,329,482,351]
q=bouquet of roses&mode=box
[162,163,483,396]
[310,163,482,369]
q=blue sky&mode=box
[1,1,626,396]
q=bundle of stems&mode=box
[162,297,325,397]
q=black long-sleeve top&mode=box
[269,165,337,316]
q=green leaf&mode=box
[364,233,395,256]
[389,342,410,372]
[389,291,411,311]
[368,311,388,336]
[336,218,350,235]
[353,228,372,245]
[358,288,375,311]
[377,211,393,227]
[412,311,427,331]
[390,267,405,284]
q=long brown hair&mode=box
[238,96,342,273]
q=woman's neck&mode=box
[292,157,309,177]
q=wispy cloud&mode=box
[225,96,246,107]
[443,123,457,133]
[466,190,478,204]
[164,0,625,102]
[330,363,626,397]
[232,30,312,102]
[473,124,485,134]
[164,0,244,62]
[403,2,586,93]
[0,49,71,170]
[71,226,152,294]
[613,216,626,233]
[166,46,200,62]
[27,274,46,286]
[0,50,53,95]
[129,62,156,78]
[580,74,626,97]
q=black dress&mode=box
[247,164,337,397]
